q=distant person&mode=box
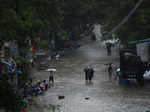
[55,53,60,63]
[49,68,56,83]
[84,65,90,82]
[84,66,95,84]
[43,80,48,90]
[49,71,54,83]
[108,63,113,80]
[88,67,95,83]
[106,43,112,56]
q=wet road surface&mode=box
[29,41,150,112]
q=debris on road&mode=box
[58,95,65,100]
[85,97,90,100]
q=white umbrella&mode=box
[46,68,56,72]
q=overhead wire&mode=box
[104,0,145,39]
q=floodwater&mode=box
[29,41,150,112]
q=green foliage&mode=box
[102,0,150,43]
[14,56,29,65]
[0,80,23,112]
[57,31,69,40]
[18,67,31,86]
[1,0,150,46]
[14,55,31,86]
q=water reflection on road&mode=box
[29,42,150,112]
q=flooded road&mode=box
[29,41,150,112]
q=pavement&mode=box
[28,41,150,112]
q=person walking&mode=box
[55,53,60,63]
[106,43,112,56]
[49,68,56,83]
[49,71,54,83]
[84,65,90,82]
[108,63,113,80]
[88,67,95,83]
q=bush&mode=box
[14,56,31,86]
[14,56,30,66]
[0,80,23,112]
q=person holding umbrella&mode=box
[46,67,56,83]
[49,67,56,83]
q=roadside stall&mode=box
[128,38,150,63]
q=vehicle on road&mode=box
[119,49,146,84]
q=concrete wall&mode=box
[136,42,149,62]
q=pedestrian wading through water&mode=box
[84,65,95,84]
[49,67,56,83]
[108,63,113,80]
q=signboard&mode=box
[136,42,149,62]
